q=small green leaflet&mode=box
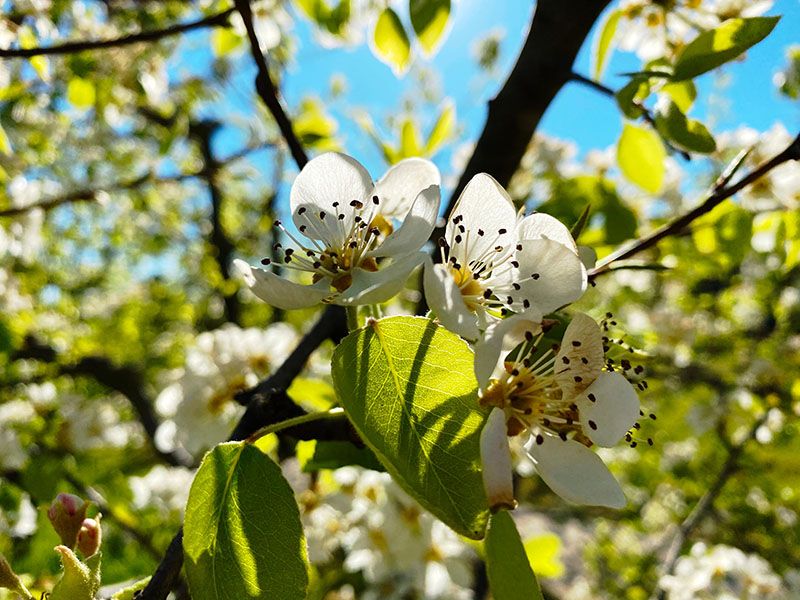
[654,99,716,154]
[331,316,490,539]
[617,123,666,194]
[372,8,412,75]
[485,511,544,600]
[672,16,780,81]
[410,0,451,55]
[183,442,309,600]
[592,8,621,81]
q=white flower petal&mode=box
[524,435,626,508]
[517,212,577,251]
[336,252,424,305]
[234,259,330,310]
[370,185,439,258]
[474,314,543,389]
[516,238,587,314]
[290,152,373,247]
[577,372,640,447]
[480,407,516,511]
[447,173,517,264]
[372,157,440,219]
[422,259,480,340]
[555,312,604,398]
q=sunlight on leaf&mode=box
[485,511,544,600]
[410,0,451,56]
[617,123,666,194]
[592,8,621,81]
[372,8,412,75]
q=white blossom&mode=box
[236,153,440,309]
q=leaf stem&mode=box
[346,306,360,331]
[245,408,345,444]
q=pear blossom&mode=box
[236,152,440,309]
[477,313,640,509]
[424,173,587,341]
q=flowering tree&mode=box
[1,1,799,599]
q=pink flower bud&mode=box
[47,493,88,548]
[76,515,102,557]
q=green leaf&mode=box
[399,118,423,157]
[425,100,456,154]
[672,16,780,81]
[569,203,592,240]
[0,123,11,155]
[410,0,451,55]
[654,100,716,154]
[484,511,544,600]
[615,76,650,120]
[331,316,490,539]
[372,8,412,75]
[524,533,565,579]
[294,97,339,151]
[592,9,621,80]
[302,440,385,472]
[67,78,96,110]
[661,80,696,112]
[617,123,666,194]
[211,28,242,56]
[183,442,309,600]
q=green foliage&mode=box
[524,533,565,579]
[331,316,490,539]
[617,123,666,194]
[300,440,385,472]
[592,8,621,81]
[372,8,412,75]
[295,0,352,37]
[654,100,716,154]
[410,0,451,55]
[672,16,780,81]
[484,511,544,600]
[183,443,309,600]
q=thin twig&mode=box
[570,71,691,161]
[653,411,770,599]
[590,131,800,279]
[233,0,308,169]
[0,9,234,58]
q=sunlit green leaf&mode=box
[67,78,96,110]
[410,0,451,55]
[331,316,490,539]
[0,123,11,155]
[615,76,650,120]
[672,16,780,81]
[425,100,456,154]
[593,9,621,80]
[211,28,242,56]
[302,440,385,472]
[524,533,565,579]
[655,100,716,154]
[399,118,423,157]
[184,442,309,600]
[617,123,666,193]
[372,8,412,75]
[485,511,544,600]
[661,80,697,112]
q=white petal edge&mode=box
[290,152,373,246]
[234,259,330,310]
[524,435,626,509]
[422,258,480,341]
[372,157,441,220]
[516,238,588,314]
[517,212,578,252]
[446,173,518,265]
[336,252,425,306]
[577,372,640,447]
[480,407,516,512]
[474,314,543,389]
[370,185,440,258]
[555,312,604,398]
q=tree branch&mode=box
[233,0,308,169]
[12,335,194,468]
[0,9,235,58]
[0,143,269,218]
[590,130,800,279]
[570,71,691,160]
[442,0,611,221]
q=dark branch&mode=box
[12,335,193,468]
[590,130,800,278]
[569,71,691,160]
[0,9,234,58]
[189,120,241,325]
[442,0,611,221]
[233,0,308,169]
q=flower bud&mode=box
[480,407,517,512]
[47,493,88,548]
[76,515,102,558]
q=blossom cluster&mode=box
[236,152,644,510]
